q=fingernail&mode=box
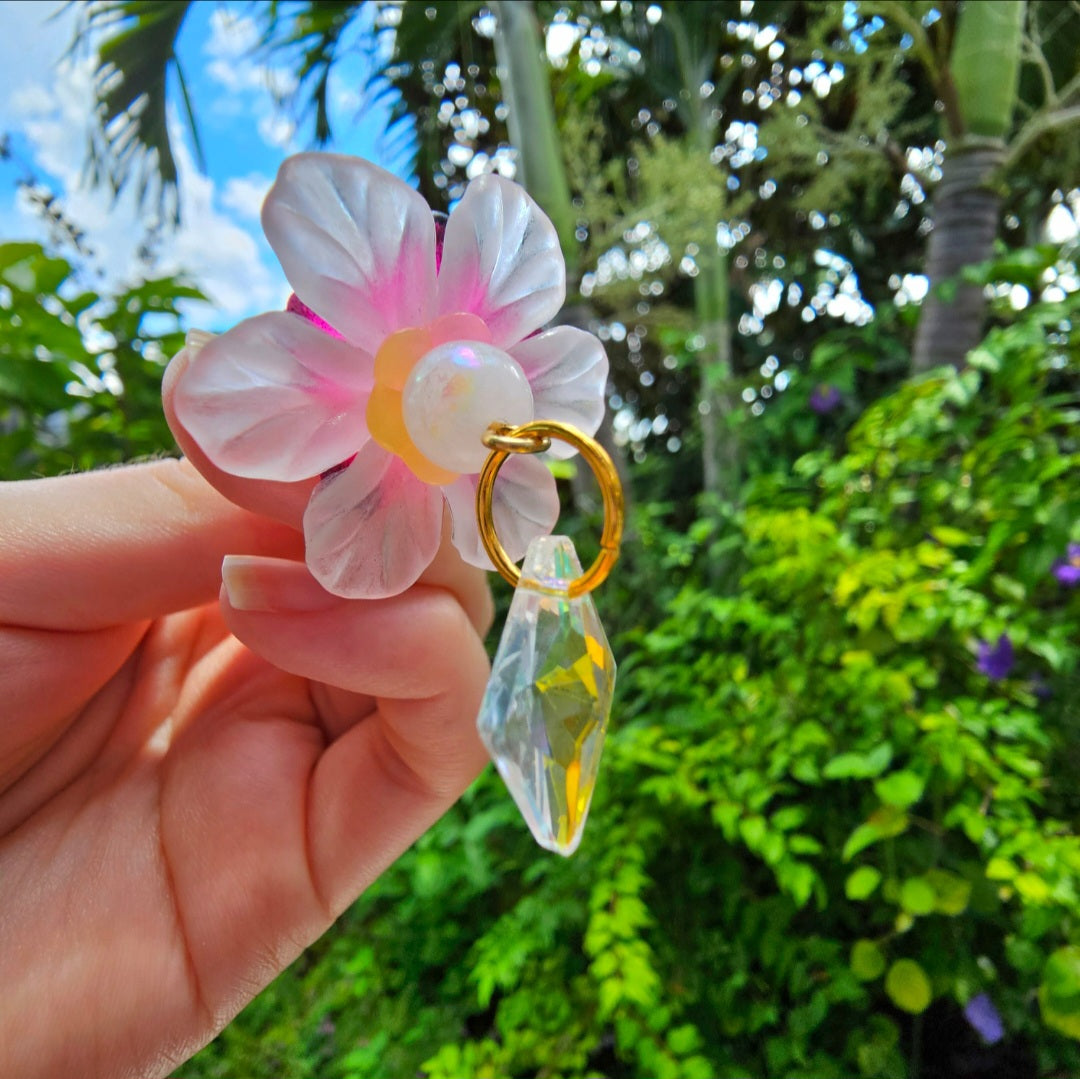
[222,555,341,613]
[185,328,215,356]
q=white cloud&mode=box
[164,128,282,323]
[221,173,274,222]
[205,9,261,59]
[10,84,54,117]
[206,57,297,98]
[202,5,298,149]
[2,35,282,327]
[0,2,76,130]
[257,113,297,149]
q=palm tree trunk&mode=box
[490,0,577,278]
[667,8,737,500]
[695,253,736,498]
[911,140,1006,372]
[490,0,632,519]
[911,0,1024,372]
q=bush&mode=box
[0,241,198,478]
[179,285,1080,1078]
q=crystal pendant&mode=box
[477,535,616,856]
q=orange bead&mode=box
[373,326,432,390]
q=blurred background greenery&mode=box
[3,1,1079,1076]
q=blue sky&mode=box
[0,1,411,328]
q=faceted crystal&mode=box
[477,535,616,856]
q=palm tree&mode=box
[907,0,1080,371]
[71,0,197,215]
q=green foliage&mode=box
[0,242,197,477]
[172,282,1080,1077]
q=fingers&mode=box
[221,558,487,699]
[219,557,491,917]
[0,459,303,631]
[223,520,493,640]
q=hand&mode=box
[0,437,492,1077]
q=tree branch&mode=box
[1004,104,1080,170]
[1057,70,1080,105]
[1021,35,1057,106]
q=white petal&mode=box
[262,154,438,353]
[443,454,559,571]
[174,311,372,481]
[437,174,565,348]
[303,442,443,598]
[510,327,609,459]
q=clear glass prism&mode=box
[477,535,616,856]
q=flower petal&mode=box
[262,154,438,353]
[303,442,443,598]
[173,311,372,482]
[509,327,608,459]
[437,173,564,348]
[443,454,559,570]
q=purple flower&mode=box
[1052,543,1080,587]
[964,993,1004,1045]
[809,384,842,414]
[976,634,1014,680]
[1030,674,1053,701]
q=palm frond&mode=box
[71,0,194,221]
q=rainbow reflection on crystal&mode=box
[477,535,616,855]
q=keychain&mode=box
[170,151,621,855]
[475,420,623,855]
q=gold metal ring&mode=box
[476,420,624,597]
[482,424,551,454]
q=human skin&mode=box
[0,353,494,1078]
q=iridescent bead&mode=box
[402,340,534,474]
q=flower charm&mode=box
[173,154,608,597]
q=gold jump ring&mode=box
[476,420,624,597]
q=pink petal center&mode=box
[286,293,346,339]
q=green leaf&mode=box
[776,859,818,909]
[1006,936,1043,975]
[851,939,887,981]
[873,770,925,809]
[854,1016,901,1076]
[666,1023,700,1056]
[824,742,894,780]
[930,526,975,547]
[1040,947,1080,1039]
[926,869,972,916]
[885,959,932,1014]
[738,814,768,851]
[899,877,936,917]
[842,807,909,861]
[845,866,883,901]
[1015,872,1052,903]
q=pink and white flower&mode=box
[173,154,609,598]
